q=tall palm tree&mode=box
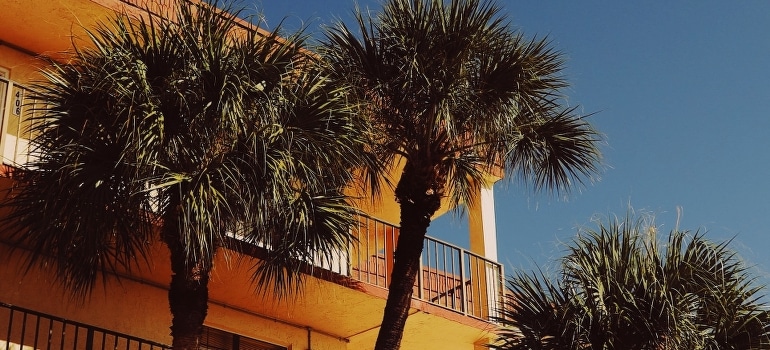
[495,214,770,350]
[321,0,602,348]
[2,1,371,349]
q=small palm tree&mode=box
[495,271,578,350]
[495,214,770,350]
[2,1,370,348]
[321,0,602,348]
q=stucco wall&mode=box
[0,238,349,350]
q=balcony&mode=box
[323,216,504,321]
[0,77,504,323]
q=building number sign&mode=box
[13,89,22,116]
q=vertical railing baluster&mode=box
[495,263,504,320]
[436,244,449,306]
[423,239,428,302]
[352,220,359,280]
[19,312,27,349]
[451,247,457,309]
[420,238,428,302]
[448,247,455,310]
[367,217,373,284]
[474,255,483,318]
[33,314,40,350]
[433,240,439,304]
[73,324,80,349]
[384,222,390,287]
[375,220,382,286]
[417,238,424,300]
[5,309,12,350]
[46,317,53,350]
[359,218,365,281]
[374,217,379,285]
[428,239,436,302]
[390,224,398,287]
[364,217,371,284]
[352,220,358,280]
[460,251,468,315]
[59,321,67,350]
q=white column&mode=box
[468,182,498,261]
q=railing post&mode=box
[85,328,94,350]
[4,308,13,350]
[496,264,504,320]
[19,313,27,350]
[385,223,395,288]
[417,239,424,300]
[86,328,94,350]
[459,250,466,315]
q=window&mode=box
[201,327,286,350]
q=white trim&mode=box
[0,78,12,166]
[479,185,498,261]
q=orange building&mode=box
[0,1,503,349]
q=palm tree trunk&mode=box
[166,237,210,350]
[374,167,443,350]
[373,221,426,350]
[162,192,210,350]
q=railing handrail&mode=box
[358,214,503,269]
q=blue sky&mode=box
[250,1,770,281]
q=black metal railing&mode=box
[349,216,504,321]
[0,302,169,350]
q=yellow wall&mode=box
[0,46,43,84]
[0,236,350,349]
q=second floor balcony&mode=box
[346,216,504,321]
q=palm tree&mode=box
[2,1,371,349]
[495,214,770,349]
[494,271,578,350]
[561,216,697,349]
[320,0,602,348]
